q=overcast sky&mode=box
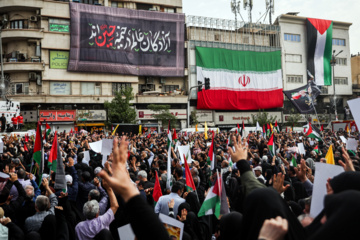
[183,0,359,54]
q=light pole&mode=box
[0,17,8,100]
[330,49,343,121]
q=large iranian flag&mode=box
[306,18,333,86]
[196,47,283,110]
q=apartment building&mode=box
[0,0,186,131]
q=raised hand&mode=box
[294,159,308,183]
[228,135,248,163]
[273,173,290,194]
[258,216,288,240]
[98,137,139,202]
[338,147,355,172]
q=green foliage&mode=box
[287,109,303,127]
[190,110,199,125]
[23,122,37,131]
[248,110,278,126]
[104,86,136,124]
[147,104,178,127]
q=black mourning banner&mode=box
[68,3,185,77]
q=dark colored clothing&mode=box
[6,222,25,240]
[2,180,26,220]
[67,166,79,202]
[143,181,154,190]
[76,181,96,212]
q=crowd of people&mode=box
[0,126,359,240]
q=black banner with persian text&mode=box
[68,3,185,76]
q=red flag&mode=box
[152,171,162,204]
[235,129,238,134]
[24,144,28,152]
[320,124,324,132]
[237,123,240,132]
[184,154,196,191]
[48,132,58,168]
[208,131,215,169]
[70,128,73,135]
[25,134,29,143]
[172,128,177,141]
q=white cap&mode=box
[253,166,262,172]
[42,174,50,180]
[65,175,73,185]
[94,167,102,175]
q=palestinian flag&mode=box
[290,155,297,167]
[198,171,229,219]
[153,171,162,206]
[307,18,333,86]
[48,132,58,171]
[208,132,215,170]
[240,120,245,136]
[314,145,319,154]
[43,123,51,142]
[196,47,283,110]
[166,120,172,190]
[172,128,178,145]
[306,123,322,141]
[184,154,196,192]
[33,122,42,173]
[274,121,280,133]
[267,133,275,156]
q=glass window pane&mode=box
[14,21,18,29]
[19,21,23,29]
[82,83,95,95]
[16,84,22,94]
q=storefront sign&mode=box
[50,82,71,95]
[138,109,187,120]
[49,24,69,32]
[40,110,76,121]
[196,110,213,122]
[214,111,282,125]
[50,51,69,69]
[77,110,107,121]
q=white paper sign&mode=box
[310,162,344,218]
[101,139,114,166]
[340,136,347,144]
[89,140,102,153]
[118,224,135,240]
[310,141,315,146]
[346,138,358,151]
[297,143,305,155]
[177,145,192,164]
[82,151,90,165]
[348,98,360,131]
[159,213,184,240]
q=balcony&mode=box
[353,84,360,90]
[0,0,43,11]
[136,91,188,104]
[1,29,44,40]
[2,62,44,72]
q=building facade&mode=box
[0,0,186,131]
[351,53,360,97]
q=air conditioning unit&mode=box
[146,77,154,84]
[30,16,37,22]
[36,74,42,86]
[36,10,40,16]
[31,58,40,62]
[160,78,166,84]
[2,14,8,22]
[29,72,37,81]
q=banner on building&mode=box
[68,3,185,77]
[40,110,76,121]
[196,47,283,110]
[283,81,321,114]
[50,51,69,69]
[307,18,333,86]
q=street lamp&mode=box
[330,49,343,121]
[0,16,8,100]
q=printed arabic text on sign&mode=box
[39,110,76,122]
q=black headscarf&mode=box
[218,212,243,240]
[329,171,360,194]
[177,202,191,219]
[186,192,201,215]
[242,188,306,240]
[308,190,360,240]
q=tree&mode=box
[286,109,303,127]
[104,86,136,124]
[190,110,199,126]
[147,104,178,127]
[248,110,278,127]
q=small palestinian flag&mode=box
[43,123,51,142]
[184,154,196,192]
[314,145,319,154]
[290,155,297,167]
[306,18,333,86]
[274,121,280,133]
[208,131,215,170]
[267,133,275,156]
[306,123,322,142]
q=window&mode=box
[111,1,124,7]
[286,75,303,83]
[160,7,175,13]
[334,77,348,85]
[10,20,28,29]
[81,82,101,95]
[139,84,155,93]
[332,38,345,46]
[336,58,347,66]
[112,83,131,95]
[285,54,302,63]
[320,86,328,94]
[50,82,71,95]
[214,34,221,41]
[13,83,29,95]
[164,85,179,92]
[49,18,70,32]
[243,37,250,44]
[284,33,300,42]
[137,3,153,10]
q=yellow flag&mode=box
[195,124,198,132]
[325,145,335,165]
[270,123,274,132]
[204,122,208,140]
[139,125,142,134]
[112,124,119,136]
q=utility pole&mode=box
[330,49,343,121]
